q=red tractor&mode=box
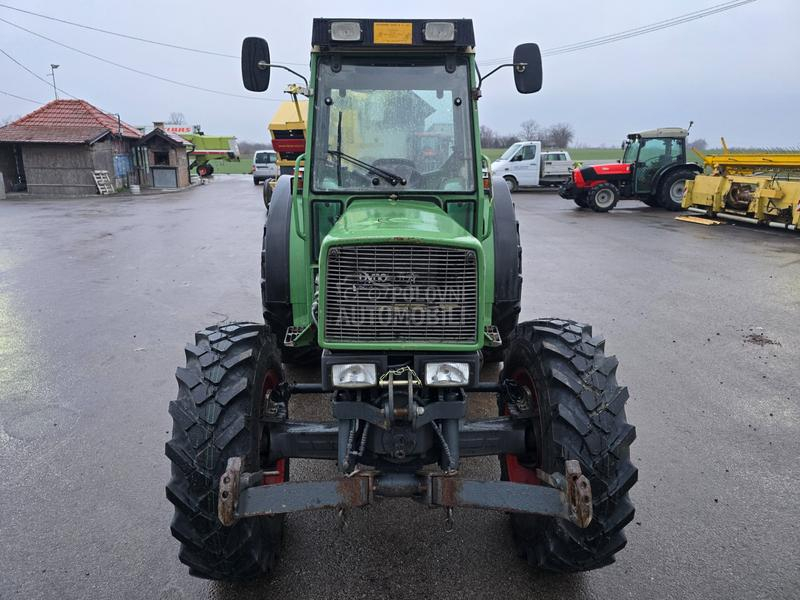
[559,127,701,212]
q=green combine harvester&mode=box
[165,18,637,582]
[171,125,240,177]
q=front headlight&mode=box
[331,363,377,388]
[425,362,470,387]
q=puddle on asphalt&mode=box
[2,405,79,442]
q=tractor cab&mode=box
[622,128,689,195]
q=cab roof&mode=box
[629,128,689,139]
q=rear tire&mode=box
[659,170,695,211]
[498,319,637,572]
[504,176,519,193]
[587,183,619,212]
[165,323,287,580]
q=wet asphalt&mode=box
[0,176,798,599]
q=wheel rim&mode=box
[594,189,614,208]
[505,178,515,192]
[261,369,287,484]
[502,368,544,485]
[670,180,686,202]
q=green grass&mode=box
[204,159,252,174]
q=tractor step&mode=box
[219,458,592,528]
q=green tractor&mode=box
[166,19,637,581]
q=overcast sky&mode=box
[1,0,797,147]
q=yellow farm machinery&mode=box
[262,89,307,207]
[683,140,800,232]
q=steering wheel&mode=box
[371,158,422,187]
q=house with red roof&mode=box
[0,99,191,196]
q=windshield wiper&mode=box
[327,149,407,186]
[335,111,343,187]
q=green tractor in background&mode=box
[166,19,637,582]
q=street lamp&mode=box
[49,64,59,99]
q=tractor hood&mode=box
[320,199,480,252]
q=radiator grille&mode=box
[324,244,478,344]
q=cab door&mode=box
[513,143,540,186]
[633,138,668,194]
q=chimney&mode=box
[153,121,165,130]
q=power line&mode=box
[0,88,43,104]
[478,0,757,66]
[0,16,285,102]
[0,46,77,98]
[546,0,756,56]
[0,2,307,67]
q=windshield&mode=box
[622,139,639,164]
[254,151,275,164]
[312,55,475,193]
[500,143,522,161]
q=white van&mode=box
[491,141,575,191]
[252,149,279,185]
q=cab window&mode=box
[520,145,536,161]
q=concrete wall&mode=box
[175,149,190,187]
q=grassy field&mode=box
[204,159,252,174]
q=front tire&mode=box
[573,192,588,208]
[659,170,695,211]
[504,176,519,193]
[587,183,619,212]
[498,319,637,572]
[165,323,287,580]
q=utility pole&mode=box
[49,64,59,99]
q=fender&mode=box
[653,162,703,193]
[490,178,522,348]
[261,175,294,331]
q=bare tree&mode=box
[480,125,498,148]
[545,123,574,149]
[169,112,187,125]
[519,119,540,141]
[688,138,707,151]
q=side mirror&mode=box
[241,37,271,91]
[513,43,542,94]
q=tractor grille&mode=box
[324,244,478,344]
